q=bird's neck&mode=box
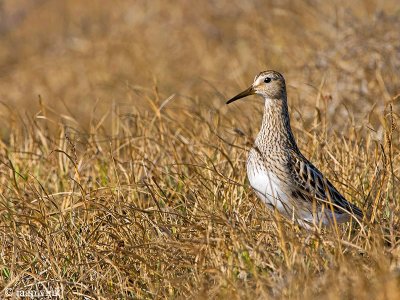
[255,97,299,153]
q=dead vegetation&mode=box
[0,0,399,299]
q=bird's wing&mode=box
[289,151,363,219]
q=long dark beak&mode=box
[226,86,255,104]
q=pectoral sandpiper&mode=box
[227,70,363,229]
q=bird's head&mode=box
[226,70,286,104]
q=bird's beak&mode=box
[226,86,255,104]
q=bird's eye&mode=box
[264,77,271,83]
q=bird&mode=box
[226,70,363,229]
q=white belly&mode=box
[247,167,291,214]
[247,167,352,229]
[246,153,352,228]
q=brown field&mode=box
[0,0,399,299]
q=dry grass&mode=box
[0,0,399,299]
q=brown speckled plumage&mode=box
[227,70,363,229]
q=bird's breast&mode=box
[247,149,290,212]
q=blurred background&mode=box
[0,0,399,137]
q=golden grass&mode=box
[0,0,399,298]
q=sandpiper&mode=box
[227,70,363,229]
